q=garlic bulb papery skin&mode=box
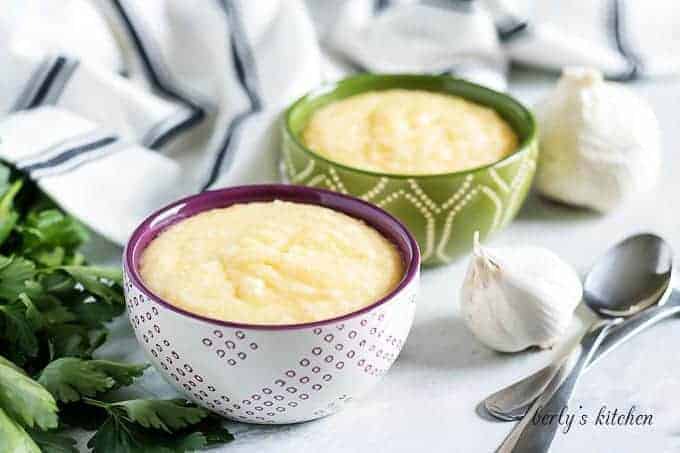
[460,237,583,353]
[535,67,661,212]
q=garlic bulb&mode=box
[460,235,582,353]
[535,67,661,212]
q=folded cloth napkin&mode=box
[1,0,678,245]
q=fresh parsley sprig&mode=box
[0,163,234,452]
[38,358,149,403]
[83,399,233,453]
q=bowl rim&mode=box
[284,73,537,179]
[124,184,420,331]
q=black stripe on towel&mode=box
[12,56,79,111]
[142,107,198,149]
[22,136,118,174]
[42,59,80,106]
[110,0,205,149]
[25,56,67,109]
[201,0,262,191]
[497,20,528,42]
[146,107,203,150]
[16,130,102,169]
[374,0,390,14]
[11,59,53,111]
[432,0,475,14]
[30,141,121,179]
[609,0,640,81]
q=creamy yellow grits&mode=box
[139,201,403,325]
[302,89,518,175]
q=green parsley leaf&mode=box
[0,298,40,363]
[19,209,89,266]
[0,164,13,195]
[187,416,234,446]
[112,399,209,432]
[40,271,77,295]
[86,360,149,390]
[0,354,58,430]
[27,428,78,453]
[39,358,114,403]
[17,293,43,328]
[0,406,41,453]
[87,416,208,453]
[84,399,233,453]
[38,358,148,403]
[46,323,107,360]
[0,178,22,248]
[67,295,125,328]
[37,296,76,325]
[0,255,40,302]
[57,266,123,304]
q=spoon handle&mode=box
[484,359,564,421]
[500,320,619,453]
[495,351,579,453]
[592,290,680,367]
[484,288,680,421]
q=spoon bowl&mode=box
[584,233,673,317]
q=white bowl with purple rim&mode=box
[123,184,420,424]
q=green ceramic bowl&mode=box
[282,74,538,266]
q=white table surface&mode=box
[82,69,680,452]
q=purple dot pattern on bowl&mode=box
[124,272,418,424]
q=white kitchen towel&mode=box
[316,0,680,90]
[1,0,679,246]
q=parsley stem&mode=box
[81,397,110,410]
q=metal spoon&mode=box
[485,233,674,421]
[495,234,673,452]
[486,284,675,421]
[496,320,620,453]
